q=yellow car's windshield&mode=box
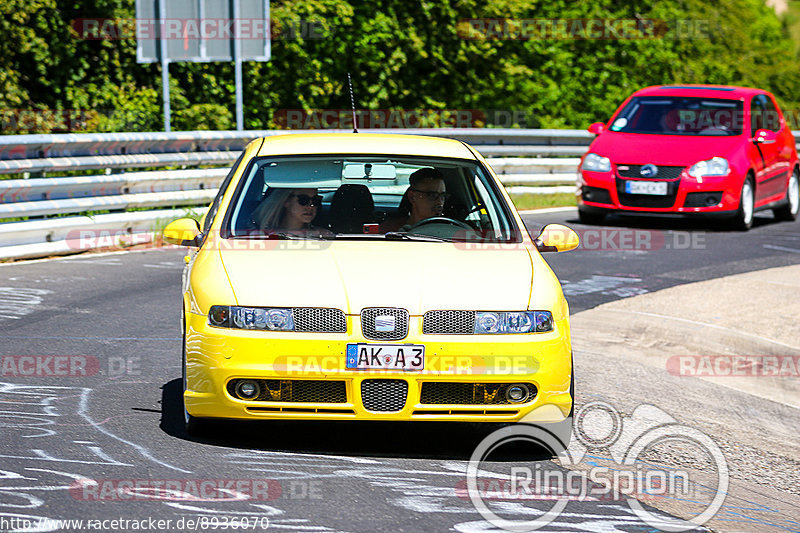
[224,155,520,242]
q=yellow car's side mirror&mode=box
[535,223,579,253]
[163,218,202,247]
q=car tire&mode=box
[773,168,799,222]
[578,208,605,225]
[732,176,755,231]
[182,330,210,436]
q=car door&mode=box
[765,94,795,200]
[749,94,785,203]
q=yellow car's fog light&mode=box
[235,380,261,400]
[506,384,531,403]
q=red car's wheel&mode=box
[732,177,755,231]
[773,168,799,222]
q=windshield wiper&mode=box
[383,232,451,242]
[233,232,325,240]
[330,232,451,242]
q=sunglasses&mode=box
[411,189,451,202]
[292,193,323,207]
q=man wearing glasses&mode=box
[381,168,450,232]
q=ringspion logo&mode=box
[466,401,728,531]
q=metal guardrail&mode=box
[1,128,798,261]
[0,128,594,161]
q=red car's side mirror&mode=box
[588,122,606,135]
[753,129,778,145]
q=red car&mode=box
[578,85,799,229]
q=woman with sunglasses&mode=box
[253,188,330,234]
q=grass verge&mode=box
[508,192,577,210]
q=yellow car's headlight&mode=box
[208,305,295,331]
[474,311,553,334]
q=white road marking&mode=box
[143,261,182,269]
[76,390,191,474]
[560,275,647,297]
[0,288,51,320]
[763,244,800,254]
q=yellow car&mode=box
[164,133,579,438]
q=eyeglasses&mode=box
[411,189,451,202]
[292,194,323,207]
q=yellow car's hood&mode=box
[219,241,533,314]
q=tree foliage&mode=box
[1,0,798,133]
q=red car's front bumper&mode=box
[578,169,740,215]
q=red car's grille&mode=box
[617,165,685,180]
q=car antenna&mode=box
[348,72,358,133]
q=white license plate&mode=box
[346,344,424,371]
[625,181,668,195]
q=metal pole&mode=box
[158,0,171,132]
[233,0,244,130]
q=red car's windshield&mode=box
[610,96,744,136]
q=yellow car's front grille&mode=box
[361,308,409,340]
[419,382,537,405]
[227,379,347,403]
[292,308,347,332]
[361,379,408,412]
[422,310,476,334]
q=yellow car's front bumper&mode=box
[184,312,573,423]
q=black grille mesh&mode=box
[292,308,346,333]
[617,164,684,180]
[361,379,408,412]
[420,382,537,405]
[423,310,476,334]
[581,186,613,205]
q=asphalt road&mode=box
[523,208,800,312]
[0,208,798,532]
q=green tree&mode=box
[1,0,798,133]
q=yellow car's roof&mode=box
[256,132,476,159]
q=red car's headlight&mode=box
[581,153,612,173]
